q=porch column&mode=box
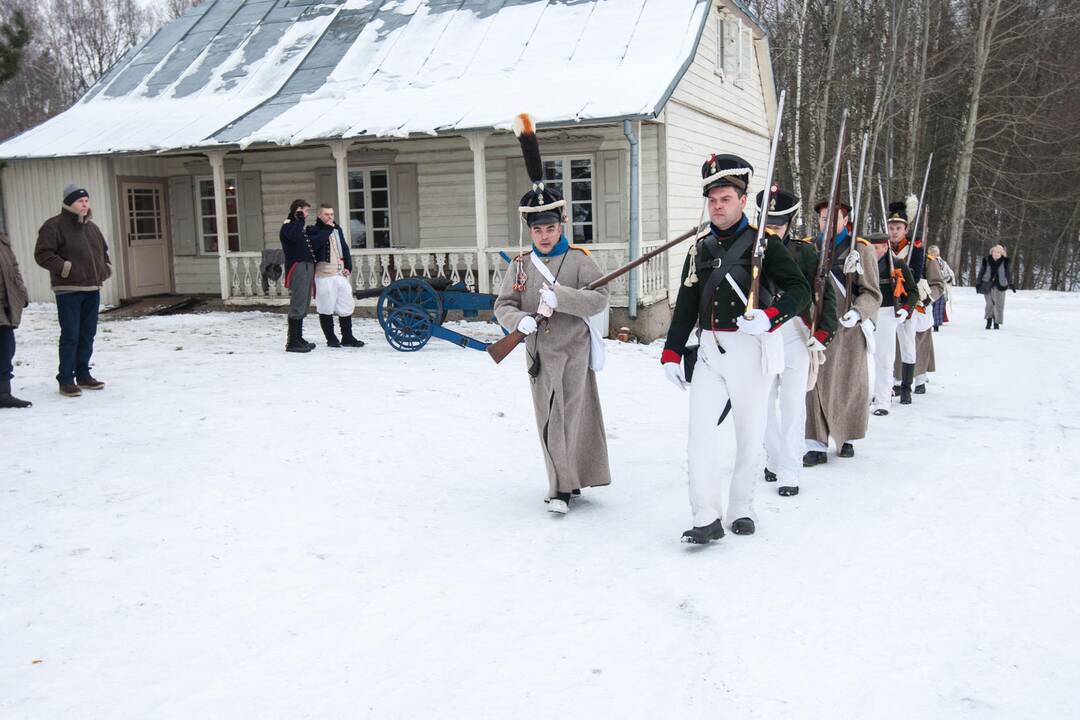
[466,131,491,294]
[331,140,352,246]
[206,149,230,300]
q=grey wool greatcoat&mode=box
[494,246,612,499]
[0,232,30,328]
[895,255,946,378]
[806,239,882,447]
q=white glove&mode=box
[736,308,771,336]
[806,336,826,353]
[917,278,931,302]
[664,362,688,391]
[517,316,537,335]
[843,251,864,275]
[895,306,909,320]
[839,309,860,328]
[539,284,558,310]
[536,300,553,318]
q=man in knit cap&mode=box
[34,183,112,397]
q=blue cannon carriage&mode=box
[373,276,507,352]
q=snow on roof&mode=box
[0,0,710,159]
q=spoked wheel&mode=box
[383,305,433,351]
[377,278,445,333]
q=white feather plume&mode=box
[905,194,919,227]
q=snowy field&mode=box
[2,288,1078,719]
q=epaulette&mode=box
[569,244,591,256]
[796,236,814,244]
[856,236,871,246]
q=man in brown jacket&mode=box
[1,231,31,408]
[34,184,112,397]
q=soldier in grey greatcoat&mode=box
[804,201,882,465]
[494,114,611,515]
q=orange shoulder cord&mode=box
[891,268,906,299]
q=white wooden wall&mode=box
[2,157,123,305]
[662,0,774,304]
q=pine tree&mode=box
[0,9,30,85]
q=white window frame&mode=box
[737,26,754,87]
[194,175,241,255]
[714,13,727,80]
[347,166,392,250]
[542,155,596,244]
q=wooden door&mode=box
[122,181,173,296]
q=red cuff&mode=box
[661,349,682,365]
[813,329,830,344]
[763,306,782,332]
[901,304,910,313]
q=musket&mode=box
[879,175,899,314]
[745,89,787,316]
[844,133,869,307]
[809,109,849,337]
[909,153,933,279]
[485,221,709,364]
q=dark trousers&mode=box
[0,326,14,382]
[55,290,100,384]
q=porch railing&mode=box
[225,242,668,307]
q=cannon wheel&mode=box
[377,278,446,333]
[383,305,433,351]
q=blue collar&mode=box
[534,234,570,257]
[710,214,749,239]
[818,227,850,247]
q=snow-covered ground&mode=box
[2,288,1078,719]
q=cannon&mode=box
[371,277,503,352]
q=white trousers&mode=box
[893,315,917,383]
[872,309,898,409]
[764,319,810,488]
[688,330,778,527]
[314,274,356,316]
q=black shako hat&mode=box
[513,113,566,228]
[886,200,909,225]
[701,153,753,196]
[813,198,852,214]
[755,184,800,227]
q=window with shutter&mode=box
[739,27,754,86]
[194,175,240,253]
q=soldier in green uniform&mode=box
[757,185,837,497]
[661,155,811,543]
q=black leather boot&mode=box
[286,318,313,353]
[681,518,725,544]
[0,379,31,409]
[900,363,914,405]
[985,318,992,329]
[320,314,341,347]
[338,316,365,347]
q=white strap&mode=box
[725,274,749,306]
[529,251,558,285]
[831,272,847,299]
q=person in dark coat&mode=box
[0,231,31,408]
[280,199,317,352]
[33,183,111,397]
[977,244,1015,329]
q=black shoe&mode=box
[986,318,992,329]
[803,451,827,467]
[838,442,854,458]
[873,408,889,416]
[731,517,756,535]
[0,382,31,409]
[778,486,799,497]
[900,362,914,405]
[338,316,365,347]
[892,385,901,397]
[993,322,1000,330]
[319,314,341,347]
[286,318,313,353]
[764,467,777,482]
[681,518,725,544]
[914,384,926,395]
[933,325,940,332]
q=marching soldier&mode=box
[756,186,836,497]
[661,155,811,543]
[868,232,916,415]
[803,200,882,465]
[493,114,611,515]
[894,229,946,395]
[887,199,920,402]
